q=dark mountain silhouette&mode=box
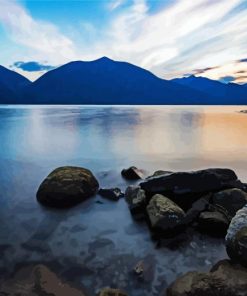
[23,57,207,104]
[0,57,247,104]
[0,66,30,103]
[172,75,247,104]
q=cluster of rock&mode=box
[34,165,247,295]
[125,168,247,238]
[124,167,247,295]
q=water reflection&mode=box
[0,105,247,295]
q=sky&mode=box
[0,0,247,83]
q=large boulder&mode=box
[166,260,247,296]
[125,185,146,215]
[146,194,185,235]
[140,168,243,209]
[211,188,247,220]
[37,166,99,208]
[226,205,247,266]
[0,264,87,296]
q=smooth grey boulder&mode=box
[125,185,146,215]
[146,194,185,234]
[166,260,247,296]
[37,166,99,208]
[140,168,243,209]
[226,205,247,266]
[212,188,247,220]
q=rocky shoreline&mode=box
[1,165,247,295]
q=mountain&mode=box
[0,66,30,103]
[23,57,208,104]
[0,57,247,104]
[172,75,247,104]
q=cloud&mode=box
[219,76,235,84]
[11,61,56,72]
[108,0,126,11]
[239,58,247,63]
[87,0,247,82]
[0,0,77,64]
[192,66,219,75]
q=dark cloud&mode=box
[193,66,219,75]
[219,76,235,84]
[11,61,56,72]
[238,58,247,63]
[236,70,246,74]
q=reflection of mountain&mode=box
[1,57,247,104]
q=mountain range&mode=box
[0,57,246,104]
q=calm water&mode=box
[0,105,247,295]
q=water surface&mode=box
[0,105,247,295]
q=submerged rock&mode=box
[98,287,128,296]
[133,256,155,282]
[198,211,229,236]
[226,205,247,266]
[98,188,124,201]
[125,185,146,215]
[146,194,185,235]
[0,264,87,296]
[121,166,144,180]
[166,260,247,296]
[211,188,247,220]
[140,168,243,209]
[37,166,99,208]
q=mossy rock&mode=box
[37,166,99,208]
[147,194,185,234]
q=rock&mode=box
[146,194,185,235]
[37,166,99,208]
[133,256,155,282]
[98,287,128,296]
[183,195,211,225]
[226,205,247,266]
[147,170,173,178]
[166,259,247,296]
[133,260,144,276]
[211,188,247,220]
[125,185,146,215]
[0,264,87,296]
[198,211,229,236]
[98,188,124,201]
[140,168,243,210]
[121,166,144,180]
[239,110,247,114]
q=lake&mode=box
[0,105,247,295]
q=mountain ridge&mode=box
[0,58,246,104]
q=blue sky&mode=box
[0,0,247,83]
